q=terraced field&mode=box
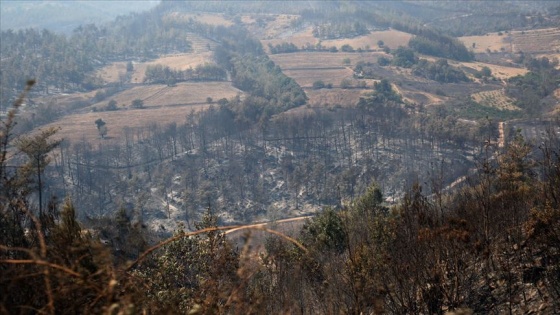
[132,52,215,83]
[261,26,318,51]
[270,51,390,105]
[41,82,243,144]
[96,31,216,84]
[305,89,371,107]
[512,28,560,54]
[471,89,520,111]
[43,104,211,144]
[92,82,242,109]
[461,28,560,55]
[321,29,414,51]
[270,51,385,69]
[454,61,528,80]
[459,32,511,54]
[168,12,233,26]
[262,27,413,52]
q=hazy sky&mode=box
[0,0,160,33]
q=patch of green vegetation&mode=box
[449,99,522,120]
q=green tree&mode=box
[353,183,386,217]
[301,207,347,253]
[133,209,239,313]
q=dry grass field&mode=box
[270,51,387,88]
[400,90,446,106]
[246,14,302,40]
[95,62,128,84]
[132,52,214,83]
[262,28,413,52]
[44,104,211,144]
[460,32,512,54]
[306,89,371,107]
[453,60,528,80]
[270,51,386,69]
[91,82,242,109]
[512,28,560,54]
[97,31,216,84]
[322,29,414,51]
[283,68,355,88]
[471,89,520,111]
[96,53,214,84]
[261,26,318,50]
[170,12,233,27]
[461,28,560,55]
[33,90,99,108]
[534,53,560,66]
[40,82,243,144]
